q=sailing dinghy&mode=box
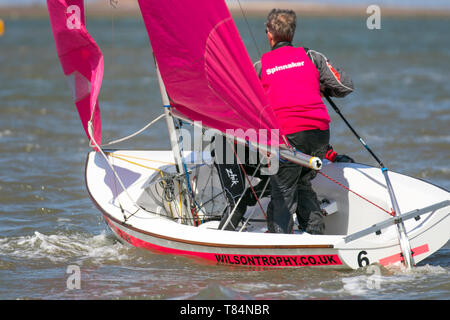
[48,0,449,269]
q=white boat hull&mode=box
[85,150,450,269]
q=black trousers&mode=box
[267,129,330,234]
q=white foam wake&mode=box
[0,231,132,265]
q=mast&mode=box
[154,59,195,226]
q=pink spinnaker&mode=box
[138,0,282,145]
[47,0,103,148]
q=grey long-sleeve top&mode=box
[254,42,354,98]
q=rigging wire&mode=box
[235,0,262,58]
[238,176,270,232]
[219,143,265,230]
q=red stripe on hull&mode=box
[379,244,429,266]
[104,216,343,268]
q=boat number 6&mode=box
[357,251,370,267]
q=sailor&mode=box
[254,8,354,234]
[215,141,354,231]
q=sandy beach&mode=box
[1,0,450,19]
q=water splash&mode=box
[340,263,449,299]
[0,231,131,266]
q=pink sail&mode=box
[47,0,103,148]
[138,0,282,145]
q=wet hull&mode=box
[86,150,450,269]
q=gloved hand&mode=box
[324,146,337,162]
[325,145,355,163]
[335,154,355,163]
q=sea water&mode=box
[0,13,449,300]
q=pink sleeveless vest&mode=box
[260,46,330,134]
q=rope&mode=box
[106,153,163,172]
[176,120,201,226]
[88,122,141,221]
[317,171,395,217]
[94,113,165,148]
[108,153,175,165]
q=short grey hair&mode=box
[265,9,297,43]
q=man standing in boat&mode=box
[254,9,354,234]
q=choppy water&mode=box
[0,12,449,300]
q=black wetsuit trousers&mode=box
[267,129,330,234]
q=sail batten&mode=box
[138,0,282,146]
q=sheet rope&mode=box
[317,171,395,217]
[89,113,165,148]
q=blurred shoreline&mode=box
[2,1,450,19]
